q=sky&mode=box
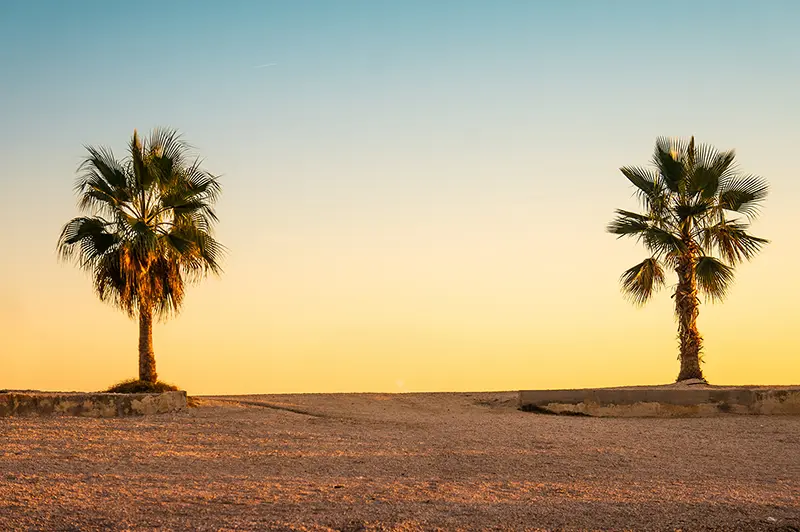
[1,0,798,394]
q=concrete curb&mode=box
[0,390,187,418]
[518,385,800,417]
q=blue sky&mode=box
[1,1,799,392]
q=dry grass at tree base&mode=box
[103,379,179,394]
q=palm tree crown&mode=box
[607,137,768,381]
[58,128,223,382]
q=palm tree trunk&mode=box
[674,252,704,382]
[138,305,158,383]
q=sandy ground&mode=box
[1,392,798,531]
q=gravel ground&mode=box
[1,392,798,531]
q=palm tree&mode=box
[607,137,768,382]
[58,128,223,383]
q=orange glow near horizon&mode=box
[3,193,797,394]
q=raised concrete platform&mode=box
[518,383,800,417]
[0,390,187,418]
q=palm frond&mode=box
[181,229,225,276]
[675,201,711,223]
[147,255,185,319]
[57,216,118,268]
[78,146,128,190]
[148,128,191,191]
[620,166,659,195]
[689,165,720,199]
[184,162,222,202]
[695,141,735,174]
[94,248,135,316]
[702,221,768,265]
[710,149,737,179]
[620,257,665,305]
[685,136,696,169]
[76,146,132,216]
[653,137,686,192]
[149,128,186,163]
[607,209,650,237]
[687,144,737,200]
[718,174,769,219]
[695,256,734,302]
[130,129,155,191]
[641,226,685,256]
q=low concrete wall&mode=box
[518,385,800,417]
[0,391,187,418]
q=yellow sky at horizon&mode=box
[3,186,797,395]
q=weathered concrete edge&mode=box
[0,391,187,418]
[518,387,800,417]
